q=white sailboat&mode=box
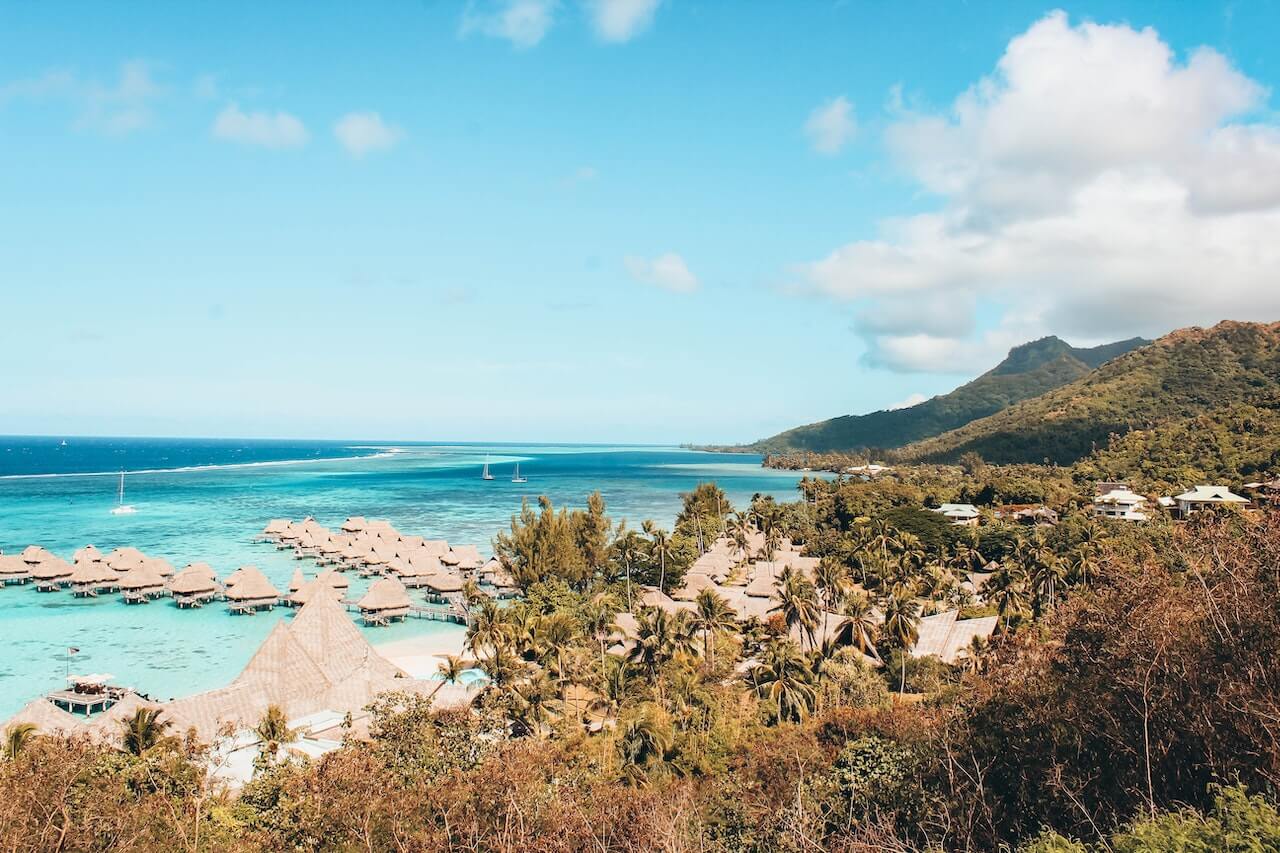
[481,455,494,481]
[511,463,527,484]
[110,470,137,515]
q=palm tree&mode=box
[837,590,881,662]
[868,520,901,571]
[881,591,921,695]
[690,588,737,668]
[617,714,672,785]
[614,526,644,610]
[508,674,555,738]
[481,643,527,690]
[582,592,620,673]
[1067,546,1100,590]
[1030,552,1067,615]
[3,723,36,760]
[120,707,171,756]
[771,568,821,650]
[813,558,849,643]
[466,598,510,657]
[751,640,816,723]
[434,654,468,696]
[534,611,580,699]
[649,527,675,593]
[987,564,1028,634]
[629,607,677,686]
[255,704,297,764]
[759,526,782,562]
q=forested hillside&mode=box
[749,336,1147,455]
[897,321,1280,465]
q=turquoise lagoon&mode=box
[0,439,812,717]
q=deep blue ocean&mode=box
[0,437,810,717]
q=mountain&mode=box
[748,335,1149,455]
[897,321,1280,465]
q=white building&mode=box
[1170,485,1249,519]
[1092,484,1149,522]
[932,503,980,527]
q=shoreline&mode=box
[375,629,469,679]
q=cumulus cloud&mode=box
[333,111,403,158]
[584,0,662,42]
[0,60,164,134]
[213,103,308,149]
[625,252,699,293]
[460,0,558,48]
[804,95,856,154]
[800,12,1280,372]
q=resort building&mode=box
[118,564,167,603]
[932,503,981,526]
[358,577,412,625]
[1242,477,1280,506]
[69,556,118,596]
[0,554,32,585]
[1092,483,1149,521]
[994,504,1059,526]
[225,566,280,613]
[170,564,219,607]
[1170,485,1250,519]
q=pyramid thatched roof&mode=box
[289,568,306,593]
[21,545,49,565]
[182,562,218,581]
[3,698,85,736]
[170,567,218,596]
[106,547,147,572]
[423,573,464,593]
[70,557,116,585]
[73,545,103,563]
[340,516,368,533]
[224,566,278,602]
[118,564,166,591]
[358,577,411,613]
[31,555,73,581]
[0,555,28,577]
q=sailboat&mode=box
[481,456,495,481]
[511,463,527,484]
[110,470,137,515]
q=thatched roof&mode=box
[70,557,116,585]
[289,568,306,593]
[224,566,278,602]
[359,577,411,613]
[340,516,368,532]
[443,544,483,569]
[2,698,85,736]
[20,545,48,565]
[0,555,28,577]
[73,545,103,563]
[423,573,464,593]
[106,547,147,572]
[262,519,290,535]
[118,564,165,592]
[170,567,218,596]
[31,555,73,581]
[182,562,218,581]
[672,571,717,601]
[142,557,175,577]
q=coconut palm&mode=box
[466,598,510,657]
[582,592,620,673]
[617,713,672,785]
[813,557,849,642]
[1067,546,1100,590]
[837,590,881,662]
[614,527,644,610]
[433,654,468,697]
[3,723,36,760]
[255,704,297,764]
[759,526,782,562]
[649,527,675,593]
[507,674,555,739]
[690,588,737,668]
[751,639,817,723]
[881,590,921,695]
[1030,552,1067,615]
[629,607,677,687]
[987,564,1029,633]
[771,568,821,650]
[120,707,171,756]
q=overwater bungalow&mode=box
[422,572,464,602]
[72,544,104,564]
[32,555,74,591]
[358,577,411,625]
[288,569,347,607]
[170,565,219,607]
[106,546,147,573]
[119,564,167,603]
[0,554,33,585]
[50,674,128,715]
[340,516,367,533]
[442,544,484,572]
[143,557,175,578]
[225,566,279,613]
[259,518,291,540]
[70,557,118,596]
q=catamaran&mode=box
[481,456,495,481]
[512,463,527,484]
[110,470,137,515]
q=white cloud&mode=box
[585,0,661,42]
[886,392,928,411]
[804,95,856,154]
[333,111,403,158]
[212,103,309,149]
[460,0,558,48]
[0,61,164,134]
[800,12,1280,372]
[625,252,699,293]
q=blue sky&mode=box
[3,1,1279,444]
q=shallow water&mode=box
[0,439,809,717]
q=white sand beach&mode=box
[374,627,469,679]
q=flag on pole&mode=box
[68,647,80,655]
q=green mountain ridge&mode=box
[748,335,1149,455]
[897,320,1280,466]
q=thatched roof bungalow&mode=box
[119,564,166,603]
[170,566,219,608]
[225,566,279,613]
[32,555,74,591]
[70,557,117,595]
[0,555,31,585]
[358,577,411,625]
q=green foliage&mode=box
[750,336,1147,454]
[902,321,1280,465]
